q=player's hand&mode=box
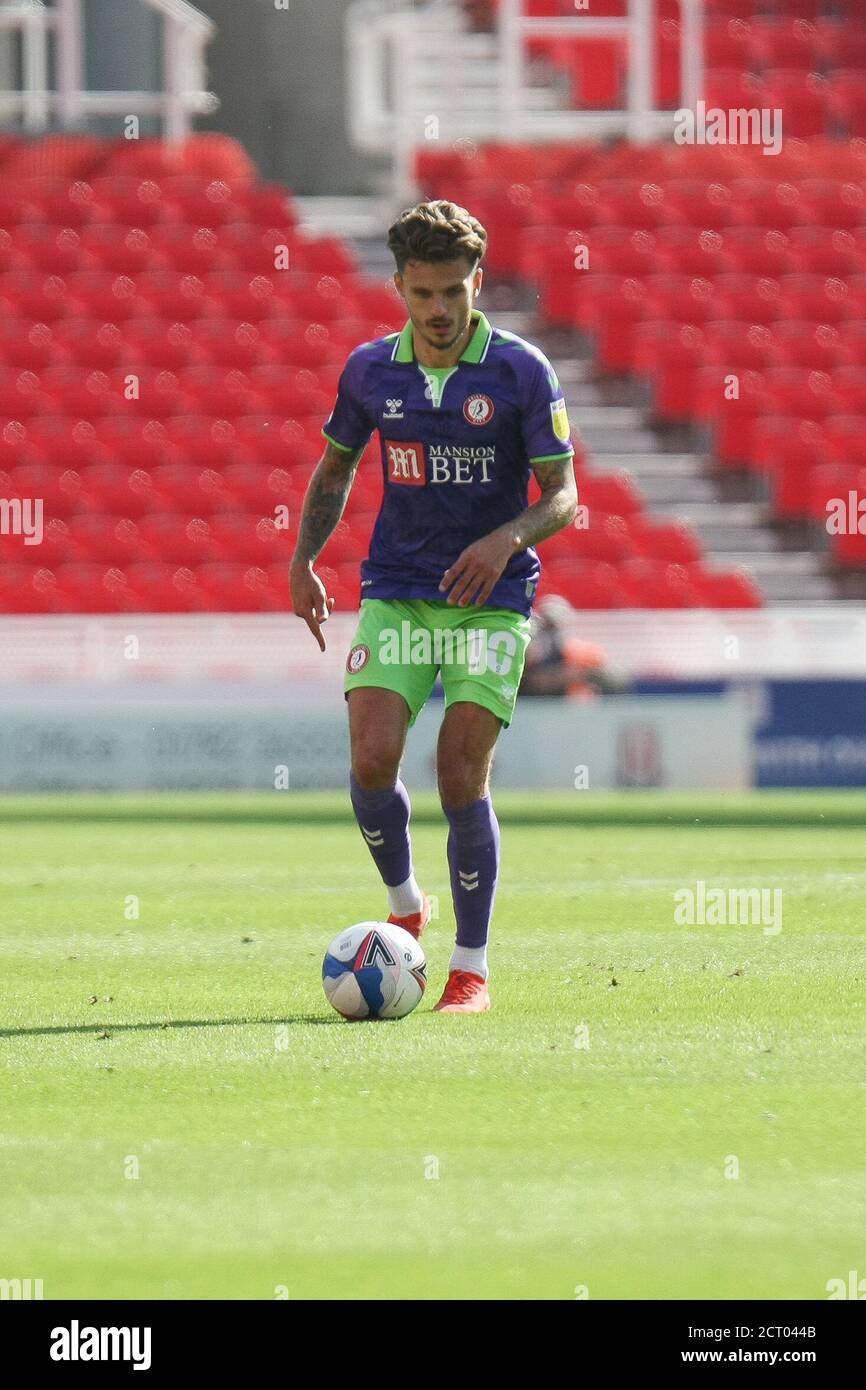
[439,528,517,608]
[290,559,335,651]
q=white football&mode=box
[322,921,427,1020]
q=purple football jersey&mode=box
[322,310,576,615]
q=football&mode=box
[322,921,427,1020]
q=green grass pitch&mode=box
[1,791,864,1301]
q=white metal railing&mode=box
[0,0,217,141]
[348,0,705,199]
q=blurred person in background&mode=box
[519,595,625,699]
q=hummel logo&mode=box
[458,869,479,892]
[362,826,384,847]
[383,398,404,419]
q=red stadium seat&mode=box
[122,319,201,370]
[580,275,649,371]
[10,463,85,516]
[1,134,105,178]
[197,562,284,612]
[772,321,852,371]
[147,225,234,275]
[137,272,219,321]
[208,513,291,565]
[540,560,626,609]
[833,367,866,415]
[64,271,155,320]
[703,320,781,372]
[66,514,150,565]
[827,71,866,137]
[159,179,248,227]
[0,368,54,417]
[762,71,828,139]
[822,416,866,470]
[814,23,866,70]
[247,365,331,418]
[779,273,858,322]
[577,471,642,517]
[652,227,735,278]
[748,19,821,72]
[633,321,710,422]
[763,367,841,421]
[547,512,634,566]
[233,415,315,470]
[711,274,789,323]
[795,179,866,230]
[52,319,127,369]
[138,513,218,565]
[787,226,862,277]
[620,558,699,608]
[705,18,752,71]
[727,179,813,231]
[164,416,246,468]
[190,319,277,368]
[692,569,763,608]
[629,517,702,564]
[176,366,268,416]
[702,68,766,112]
[54,561,136,613]
[722,228,797,278]
[693,366,772,469]
[643,274,731,328]
[595,180,672,231]
[91,417,178,469]
[125,562,206,612]
[256,319,339,368]
[581,227,659,278]
[0,322,67,370]
[77,225,164,274]
[87,176,174,227]
[78,463,160,517]
[12,224,91,273]
[752,416,825,519]
[149,462,233,515]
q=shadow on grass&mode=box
[0,1015,339,1039]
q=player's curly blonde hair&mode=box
[387,199,488,271]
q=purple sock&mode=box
[443,795,500,948]
[350,773,413,888]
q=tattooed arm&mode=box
[290,440,362,650]
[439,455,579,608]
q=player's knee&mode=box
[351,743,401,790]
[437,762,486,809]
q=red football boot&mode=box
[387,892,431,942]
[432,969,490,1013]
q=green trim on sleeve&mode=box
[322,429,358,453]
[529,450,575,463]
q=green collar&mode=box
[393,309,492,365]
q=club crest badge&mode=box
[346,644,370,673]
[463,393,495,426]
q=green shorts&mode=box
[344,598,532,728]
